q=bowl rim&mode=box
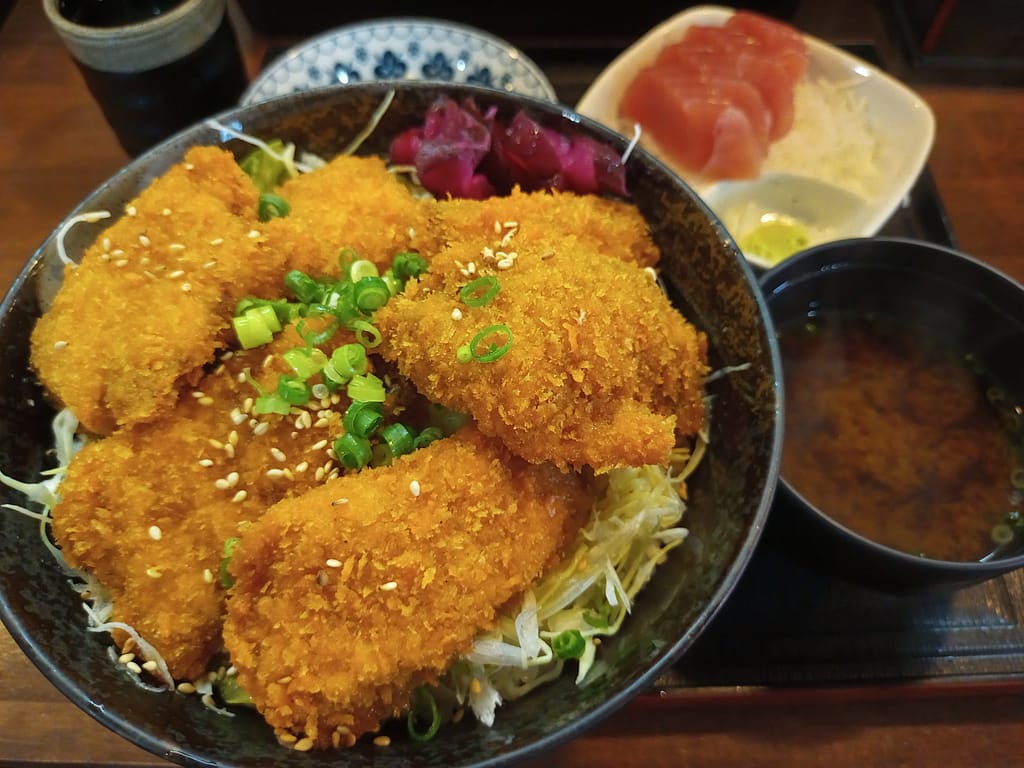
[760,235,1024,575]
[1,81,780,766]
[240,15,559,106]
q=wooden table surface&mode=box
[2,0,1024,765]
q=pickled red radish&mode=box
[618,10,809,179]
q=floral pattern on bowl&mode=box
[241,18,558,105]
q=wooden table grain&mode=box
[2,0,1024,765]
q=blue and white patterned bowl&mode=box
[241,18,558,105]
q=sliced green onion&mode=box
[427,403,467,436]
[349,319,382,349]
[456,344,472,364]
[348,259,379,283]
[334,432,372,470]
[392,251,429,282]
[257,192,291,222]
[353,276,391,313]
[380,422,416,459]
[342,401,384,439]
[468,324,513,363]
[277,375,311,406]
[283,348,322,380]
[232,313,274,350]
[253,393,292,416]
[217,674,253,707]
[459,275,501,307]
[331,343,369,379]
[347,373,386,403]
[583,605,612,630]
[992,523,1016,547]
[239,139,289,193]
[552,629,586,660]
[382,274,404,297]
[245,304,281,333]
[285,269,324,304]
[219,537,240,588]
[407,685,441,742]
[413,426,444,450]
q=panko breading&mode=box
[376,242,708,473]
[30,146,281,435]
[222,426,594,747]
[52,324,356,680]
[432,186,661,275]
[261,154,442,277]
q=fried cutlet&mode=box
[375,240,708,473]
[52,324,357,680]
[221,426,594,748]
[30,146,281,435]
[260,154,442,278]
[429,186,661,278]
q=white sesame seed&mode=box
[266,468,285,479]
[208,438,224,449]
[185,163,195,171]
[114,259,129,268]
[162,208,172,216]
[230,408,246,425]
[644,266,658,281]
[315,467,325,481]
[215,478,231,490]
[118,652,135,664]
[53,340,68,350]
[379,581,398,591]
[181,282,192,293]
[295,461,309,473]
[126,661,143,674]
[493,220,502,234]
[225,471,240,488]
[252,421,270,436]
[325,558,342,568]
[271,447,287,462]
[451,308,463,321]
[496,258,515,270]
[126,205,137,216]
[143,270,156,280]
[231,490,247,503]
[102,237,112,251]
[202,569,214,584]
[192,391,205,399]
[310,439,328,452]
[145,567,162,579]
[209,237,224,246]
[332,498,349,506]
[169,243,186,252]
[138,234,151,247]
[168,269,185,279]
[142,660,159,672]
[503,220,519,228]
[202,260,217,269]
[228,429,239,446]
[247,229,261,239]
[223,442,235,458]
[198,458,214,468]
[177,681,197,694]
[409,480,421,497]
[111,248,124,256]
[148,525,162,541]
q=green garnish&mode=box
[257,192,291,222]
[459,276,501,307]
[406,685,441,742]
[219,537,241,588]
[380,422,416,460]
[346,373,386,403]
[465,324,513,363]
[334,432,372,470]
[392,251,429,283]
[276,375,311,406]
[353,276,391,313]
[217,673,253,707]
[342,401,384,439]
[552,629,586,660]
[239,139,290,192]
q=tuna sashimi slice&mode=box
[620,66,767,177]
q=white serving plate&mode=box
[576,5,936,269]
[241,17,558,105]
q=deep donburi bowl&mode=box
[0,82,781,767]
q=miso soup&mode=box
[779,310,1024,561]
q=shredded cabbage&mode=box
[446,460,692,725]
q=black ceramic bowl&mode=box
[760,237,1024,592]
[0,82,781,766]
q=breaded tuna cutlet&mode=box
[375,240,708,473]
[431,186,660,276]
[222,426,594,748]
[52,324,359,681]
[261,154,442,278]
[30,146,280,435]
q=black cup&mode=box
[44,0,249,156]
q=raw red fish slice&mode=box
[700,106,763,179]
[725,11,809,81]
[620,67,766,177]
[654,42,794,140]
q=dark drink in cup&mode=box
[44,0,249,156]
